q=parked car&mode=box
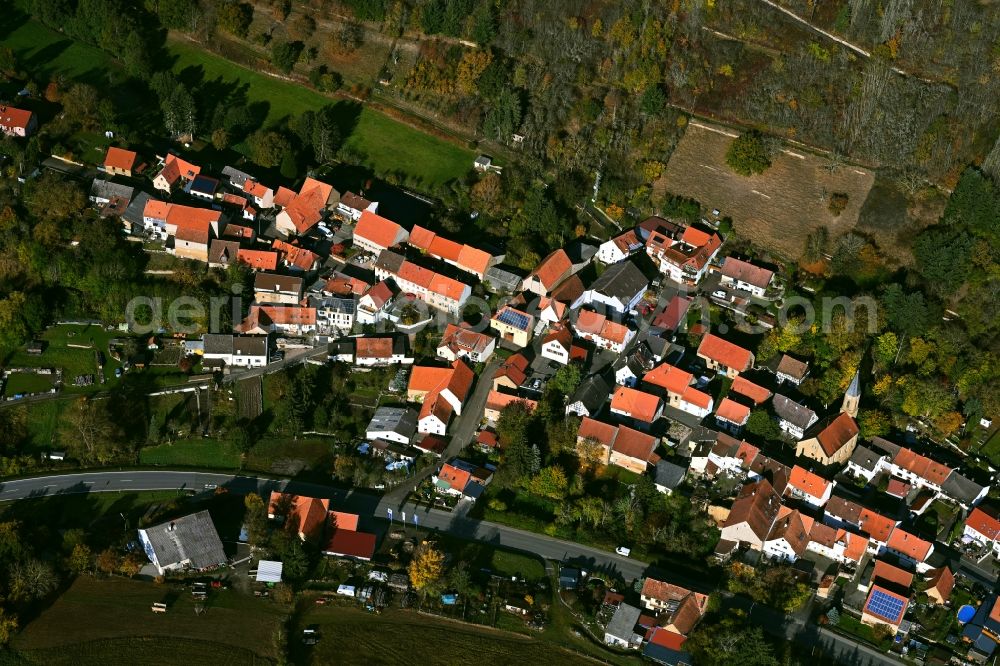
[615,546,631,557]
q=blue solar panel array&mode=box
[497,308,530,330]
[866,589,905,621]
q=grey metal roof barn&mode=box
[137,510,226,574]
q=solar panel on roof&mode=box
[866,589,905,621]
[497,308,529,330]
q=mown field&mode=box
[659,120,875,260]
[166,39,475,187]
[290,606,595,666]
[10,577,283,664]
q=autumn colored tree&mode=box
[68,543,92,574]
[408,541,445,594]
[0,609,17,645]
[96,548,120,574]
[526,465,568,499]
[858,409,890,439]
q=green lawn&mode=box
[2,372,56,395]
[139,437,242,468]
[22,399,67,451]
[490,549,547,581]
[0,16,112,84]
[167,39,473,187]
[4,324,122,392]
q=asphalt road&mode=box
[375,496,648,581]
[382,355,503,504]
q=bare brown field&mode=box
[660,121,875,260]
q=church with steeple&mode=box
[795,371,862,466]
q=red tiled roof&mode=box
[697,333,753,372]
[965,507,1000,540]
[788,465,830,501]
[324,529,376,560]
[485,390,537,414]
[355,210,406,249]
[611,386,662,423]
[438,463,472,493]
[272,239,319,271]
[104,146,137,172]
[428,235,463,262]
[577,417,617,448]
[529,249,573,291]
[0,105,34,131]
[843,532,868,563]
[766,509,811,556]
[723,478,782,540]
[494,353,529,386]
[886,527,932,562]
[274,186,296,208]
[873,560,914,589]
[243,180,271,198]
[611,425,657,461]
[892,447,953,486]
[652,295,692,331]
[355,337,395,359]
[816,412,859,457]
[859,508,896,543]
[731,376,772,405]
[648,627,686,651]
[329,510,360,532]
[237,249,278,271]
[600,320,631,345]
[681,386,712,409]
[716,398,750,425]
[886,478,911,498]
[926,566,954,602]
[395,260,469,302]
[643,363,692,395]
[143,199,171,220]
[268,491,329,540]
[720,256,774,290]
[456,244,492,276]
[408,224,436,250]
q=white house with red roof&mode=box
[275,177,337,236]
[785,465,833,508]
[963,506,1000,556]
[719,257,774,297]
[572,309,635,353]
[641,363,713,418]
[597,229,644,265]
[437,324,496,363]
[407,361,475,435]
[153,154,201,194]
[353,210,409,254]
[0,105,37,137]
[374,250,472,317]
[884,527,934,573]
[541,325,573,365]
[356,280,397,325]
[645,226,722,285]
[407,224,501,280]
[243,179,275,209]
[696,333,755,378]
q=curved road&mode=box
[0,470,903,665]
